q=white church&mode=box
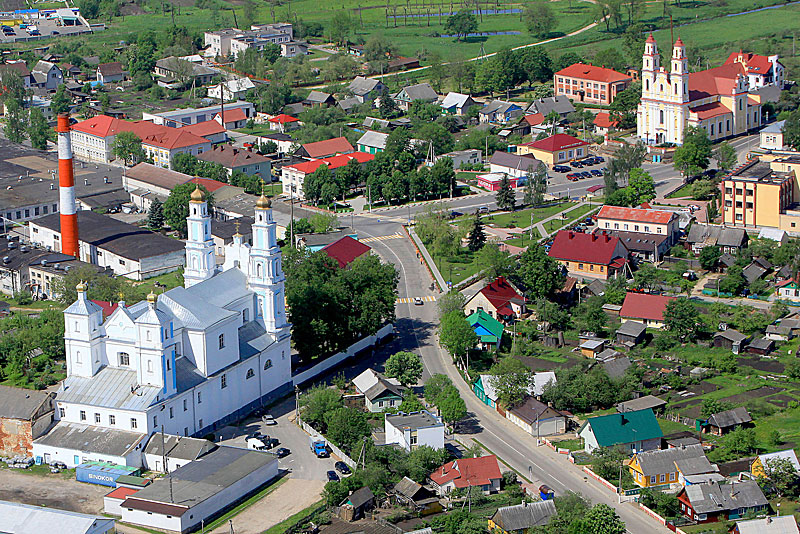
[33,188,293,468]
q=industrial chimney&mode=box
[56,114,79,257]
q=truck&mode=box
[309,436,329,458]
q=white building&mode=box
[384,411,445,452]
[142,101,255,128]
[0,500,115,534]
[760,120,786,151]
[204,23,294,58]
[724,51,785,90]
[33,190,292,468]
[207,78,256,101]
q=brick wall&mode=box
[0,418,33,457]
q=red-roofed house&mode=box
[214,107,248,130]
[465,276,526,321]
[593,111,619,135]
[638,37,762,145]
[297,137,355,159]
[517,134,589,165]
[554,63,633,105]
[281,152,374,200]
[322,236,372,268]
[268,113,300,133]
[429,455,502,496]
[776,278,800,303]
[182,120,227,143]
[724,50,784,89]
[104,486,140,516]
[596,205,679,242]
[620,292,676,329]
[547,230,629,281]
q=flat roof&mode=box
[385,410,443,430]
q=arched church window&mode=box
[256,263,262,277]
[246,368,254,379]
[645,79,649,91]
[264,359,272,370]
[659,110,664,124]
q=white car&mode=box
[262,414,276,425]
[413,297,424,306]
[246,437,267,451]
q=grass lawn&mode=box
[503,229,541,248]
[551,437,584,451]
[682,521,736,534]
[666,185,692,199]
[434,250,483,285]
[483,202,575,229]
[657,417,695,436]
[235,124,276,136]
[133,270,184,295]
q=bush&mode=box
[13,292,32,305]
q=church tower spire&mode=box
[183,185,217,288]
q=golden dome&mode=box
[76,280,88,293]
[147,291,157,304]
[256,194,271,209]
[190,185,205,202]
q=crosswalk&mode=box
[361,233,404,243]
[396,296,437,304]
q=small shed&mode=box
[746,337,775,356]
[580,338,606,358]
[602,356,632,379]
[339,486,375,521]
[713,329,749,354]
[766,324,794,341]
[617,395,667,414]
[703,407,753,436]
[616,321,647,346]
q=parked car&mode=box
[262,414,276,425]
[581,172,592,179]
[327,470,340,482]
[264,437,279,449]
[591,169,603,176]
[335,461,351,475]
[275,447,291,458]
[448,210,463,219]
[553,165,571,173]
[595,156,605,162]
[477,205,489,214]
[247,432,267,441]
[572,161,583,168]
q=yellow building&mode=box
[627,444,715,488]
[488,500,557,533]
[721,156,800,233]
[751,449,800,479]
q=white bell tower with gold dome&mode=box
[183,185,217,288]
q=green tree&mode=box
[574,296,607,335]
[519,47,553,86]
[27,108,51,150]
[111,131,146,166]
[50,264,142,305]
[325,406,371,454]
[700,399,734,418]
[605,141,647,189]
[163,183,214,237]
[50,84,72,116]
[536,298,570,333]
[489,357,532,408]
[438,291,466,318]
[477,245,513,280]
[328,11,353,45]
[673,126,712,176]
[515,245,565,299]
[496,176,516,211]
[526,164,548,207]
[438,388,467,430]
[715,142,738,172]
[608,82,641,129]
[719,265,746,295]
[444,10,478,41]
[424,374,455,406]
[384,351,423,387]
[300,385,343,432]
[578,503,626,534]
[3,99,27,144]
[782,109,800,151]
[523,1,556,37]
[439,310,478,362]
[467,214,486,252]
[723,427,757,457]
[663,298,700,341]
[147,198,165,231]
[761,457,799,497]
[627,167,656,205]
[0,65,26,105]
[698,246,721,270]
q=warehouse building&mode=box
[0,499,115,534]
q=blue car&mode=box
[591,169,603,176]
[327,470,339,482]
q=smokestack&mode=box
[56,114,79,257]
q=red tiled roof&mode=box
[268,113,299,123]
[593,111,618,129]
[521,113,545,127]
[322,236,371,268]
[479,276,524,311]
[724,51,777,76]
[91,300,118,319]
[555,62,631,83]
[286,152,374,175]
[521,133,588,153]
[689,101,731,120]
[597,205,675,225]
[688,63,746,100]
[106,486,139,500]
[587,185,605,193]
[619,292,675,322]
[71,116,211,150]
[189,176,228,192]
[429,455,502,488]
[302,137,355,158]
[777,278,797,288]
[215,107,247,123]
[183,120,226,138]
[547,230,626,265]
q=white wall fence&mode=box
[297,417,358,469]
[292,323,395,386]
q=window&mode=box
[119,259,126,266]
[183,399,187,411]
[166,358,171,371]
[650,475,657,484]
[378,400,384,408]
[169,407,174,419]
[153,415,158,427]
[219,334,225,350]
[246,368,255,379]
[131,418,137,429]
[109,415,116,425]
[578,263,584,270]
[76,350,81,363]
[119,352,130,366]
[199,418,203,428]
[80,410,86,421]
[264,359,272,370]
[221,374,227,389]
[644,226,650,232]
[147,360,153,373]
[410,435,418,445]
[95,413,101,423]
[198,392,202,404]
[659,110,664,124]
[59,407,65,418]
[659,474,666,483]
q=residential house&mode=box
[527,96,575,118]
[616,321,647,346]
[751,449,800,479]
[393,83,438,111]
[676,480,768,523]
[204,24,295,58]
[304,90,336,108]
[626,444,716,488]
[338,97,360,114]
[479,100,524,124]
[776,278,800,302]
[742,257,771,284]
[554,63,632,105]
[31,60,63,90]
[511,113,547,137]
[429,455,502,496]
[724,51,785,89]
[142,101,255,128]
[686,223,749,254]
[703,407,753,436]
[339,487,375,521]
[181,119,227,144]
[294,230,358,252]
[348,76,386,103]
[619,292,676,330]
[766,322,795,341]
[760,120,786,150]
[713,329,750,354]
[208,78,256,101]
[467,309,504,350]
[387,56,421,72]
[385,411,445,451]
[281,152,373,200]
[390,477,442,515]
[352,368,403,413]
[596,205,680,245]
[196,145,271,178]
[609,230,672,262]
[505,396,566,437]
[547,230,630,281]
[488,500,557,534]
[733,517,800,534]
[759,227,789,244]
[154,57,217,86]
[297,137,355,159]
[3,60,32,87]
[357,130,389,154]
[437,149,482,170]
[516,134,589,166]
[96,62,125,84]
[322,236,371,269]
[602,355,632,379]
[281,41,308,58]
[488,151,544,178]
[267,113,300,133]
[464,276,526,322]
[473,372,555,410]
[0,385,55,457]
[746,337,774,355]
[440,92,476,115]
[593,111,619,135]
[214,107,249,129]
[578,408,663,453]
[617,396,667,415]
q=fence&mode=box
[661,256,702,270]
[297,418,358,469]
[292,323,395,386]
[639,503,668,526]
[662,412,696,427]
[581,466,618,493]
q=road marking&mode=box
[396,296,436,304]
[361,233,404,243]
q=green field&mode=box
[482,201,575,228]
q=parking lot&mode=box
[0,19,93,43]
[548,154,608,184]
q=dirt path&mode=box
[210,478,326,534]
[0,468,109,514]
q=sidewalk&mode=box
[407,226,448,291]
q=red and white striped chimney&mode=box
[56,113,79,257]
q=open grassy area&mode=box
[656,417,695,436]
[434,249,483,285]
[133,269,184,295]
[551,437,583,451]
[482,202,574,229]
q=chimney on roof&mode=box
[568,231,574,239]
[592,234,597,242]
[605,235,611,242]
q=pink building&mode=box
[477,173,518,192]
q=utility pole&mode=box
[161,426,173,504]
[294,385,300,420]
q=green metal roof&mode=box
[584,408,663,447]
[467,309,504,342]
